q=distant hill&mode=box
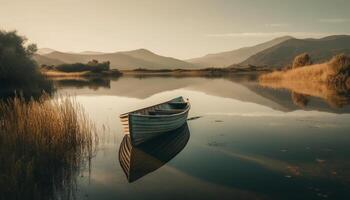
[187,36,293,68]
[78,51,105,55]
[37,48,56,55]
[237,35,350,68]
[34,49,197,70]
[33,54,65,66]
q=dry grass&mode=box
[42,70,91,77]
[259,62,332,83]
[259,54,350,108]
[0,95,98,200]
[260,54,350,83]
[41,69,122,78]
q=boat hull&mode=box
[119,96,190,146]
[128,110,189,145]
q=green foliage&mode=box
[26,43,38,56]
[0,30,36,82]
[55,60,110,73]
[0,30,53,98]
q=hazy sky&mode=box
[1,0,349,59]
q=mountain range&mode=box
[237,35,350,68]
[34,35,350,70]
[35,49,197,70]
[186,36,293,68]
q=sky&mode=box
[0,0,349,59]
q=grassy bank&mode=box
[259,54,350,107]
[259,54,350,84]
[0,95,98,200]
[41,60,122,78]
[42,69,122,78]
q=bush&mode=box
[55,60,110,73]
[292,53,312,69]
[327,54,350,74]
[0,30,53,98]
[0,30,38,83]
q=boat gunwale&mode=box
[119,97,190,118]
[130,104,190,119]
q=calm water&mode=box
[55,75,350,200]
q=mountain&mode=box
[238,35,350,68]
[79,51,105,55]
[33,54,65,66]
[187,36,293,68]
[37,48,56,55]
[35,49,198,70]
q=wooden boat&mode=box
[118,123,190,182]
[120,96,190,146]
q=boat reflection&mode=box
[118,123,190,183]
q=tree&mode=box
[0,30,53,98]
[292,53,312,69]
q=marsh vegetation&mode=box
[0,30,100,199]
[260,54,350,107]
[0,95,98,200]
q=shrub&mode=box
[0,30,53,98]
[327,54,350,75]
[55,60,110,73]
[0,30,39,84]
[292,53,312,69]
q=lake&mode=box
[54,75,350,200]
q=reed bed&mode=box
[260,54,350,83]
[259,54,350,108]
[0,95,98,200]
[259,62,331,83]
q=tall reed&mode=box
[259,54,350,108]
[0,95,98,200]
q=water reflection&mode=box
[52,78,350,200]
[53,77,114,90]
[118,124,190,182]
[0,79,54,100]
[54,75,350,114]
[260,78,350,108]
[291,92,309,108]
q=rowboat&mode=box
[120,96,190,146]
[118,123,190,182]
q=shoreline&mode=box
[41,67,271,78]
[41,69,122,78]
[121,67,271,77]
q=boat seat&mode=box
[149,109,183,115]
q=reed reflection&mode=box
[260,80,350,108]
